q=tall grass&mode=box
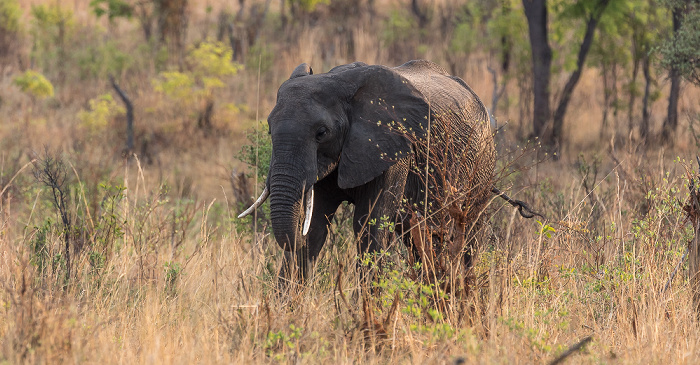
[1,0,700,363]
[1,139,700,363]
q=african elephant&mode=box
[239,60,496,282]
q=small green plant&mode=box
[90,182,126,275]
[13,70,54,99]
[237,121,272,183]
[164,261,184,295]
[264,324,303,359]
[359,252,460,344]
[29,218,53,276]
[536,220,556,239]
[236,121,273,235]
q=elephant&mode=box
[239,60,497,283]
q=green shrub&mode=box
[78,93,125,130]
[13,70,54,99]
[0,0,21,35]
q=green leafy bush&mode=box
[78,93,125,129]
[153,71,195,100]
[13,70,54,99]
[152,40,242,129]
[0,0,21,35]
[237,121,272,183]
[153,40,240,100]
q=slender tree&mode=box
[551,0,612,151]
[522,0,552,141]
[523,0,612,154]
[662,1,686,143]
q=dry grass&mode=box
[2,150,700,364]
[2,0,700,363]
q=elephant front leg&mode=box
[350,164,408,283]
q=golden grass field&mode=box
[2,0,700,363]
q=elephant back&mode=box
[394,60,495,221]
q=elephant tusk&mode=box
[237,186,269,218]
[302,187,314,236]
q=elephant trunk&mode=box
[268,164,311,252]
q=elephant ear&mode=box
[290,63,313,79]
[336,65,430,189]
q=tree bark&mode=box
[601,63,611,139]
[686,160,700,316]
[628,55,640,135]
[488,66,507,131]
[662,6,683,144]
[110,76,135,152]
[522,0,552,141]
[640,55,652,143]
[551,0,611,153]
[411,0,429,29]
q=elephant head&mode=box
[240,62,434,251]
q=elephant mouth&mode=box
[238,183,315,238]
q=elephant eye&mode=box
[315,126,329,141]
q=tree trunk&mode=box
[601,63,611,139]
[551,0,611,154]
[610,63,619,140]
[110,76,135,152]
[640,55,652,143]
[628,57,640,135]
[411,0,430,29]
[687,163,700,316]
[522,0,552,141]
[488,66,506,132]
[662,7,683,144]
[197,99,215,132]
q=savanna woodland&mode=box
[1,0,700,363]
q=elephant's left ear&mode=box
[335,65,429,189]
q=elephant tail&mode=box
[491,187,545,220]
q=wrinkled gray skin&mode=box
[259,60,495,280]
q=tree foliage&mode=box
[89,0,133,21]
[660,1,700,85]
[152,40,241,130]
[78,94,125,130]
[153,41,240,101]
[13,70,54,99]
[0,0,20,34]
